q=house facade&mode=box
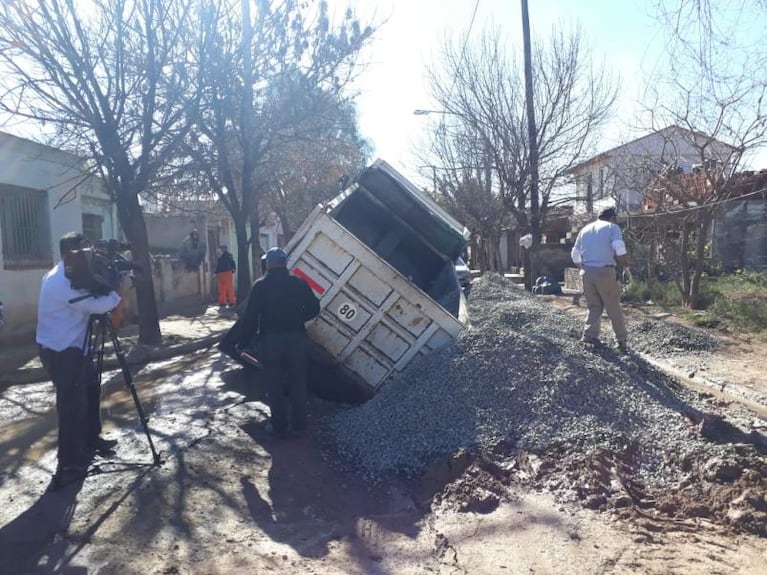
[0,131,289,344]
[566,126,739,215]
[0,132,116,344]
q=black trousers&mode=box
[40,347,102,469]
[259,332,308,433]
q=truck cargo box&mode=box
[285,159,468,398]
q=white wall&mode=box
[81,193,118,240]
[0,133,98,344]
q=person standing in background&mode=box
[215,245,237,308]
[178,228,206,272]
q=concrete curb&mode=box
[637,352,767,417]
[0,331,226,387]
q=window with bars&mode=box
[82,213,104,243]
[0,185,53,269]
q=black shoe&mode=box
[49,464,88,491]
[580,337,600,345]
[88,436,118,455]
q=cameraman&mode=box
[36,232,121,487]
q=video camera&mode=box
[65,239,142,296]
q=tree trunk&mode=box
[648,236,657,288]
[681,226,691,306]
[116,193,161,346]
[234,216,251,300]
[689,211,712,309]
[274,205,293,243]
[249,202,263,277]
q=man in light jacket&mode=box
[570,207,630,352]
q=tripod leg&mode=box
[103,316,162,466]
[86,317,107,441]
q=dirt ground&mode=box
[546,294,767,410]
[1,296,766,574]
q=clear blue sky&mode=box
[349,0,684,182]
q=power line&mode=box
[439,0,481,131]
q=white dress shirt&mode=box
[571,219,627,268]
[36,261,121,351]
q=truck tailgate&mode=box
[288,211,464,391]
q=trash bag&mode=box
[532,276,562,295]
[218,318,261,368]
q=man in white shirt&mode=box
[570,208,630,352]
[37,232,121,487]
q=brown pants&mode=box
[581,266,627,342]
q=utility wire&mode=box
[438,0,481,132]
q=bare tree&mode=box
[425,25,615,285]
[422,122,507,272]
[657,0,767,85]
[0,0,203,345]
[638,169,723,307]
[638,1,767,307]
[179,0,374,297]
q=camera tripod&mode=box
[83,312,162,466]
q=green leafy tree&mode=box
[265,99,371,241]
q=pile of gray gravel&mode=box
[628,319,720,357]
[327,274,720,482]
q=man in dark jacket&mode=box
[178,229,206,271]
[238,247,321,438]
[214,245,237,307]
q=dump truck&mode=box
[283,159,469,399]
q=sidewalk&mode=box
[0,305,238,387]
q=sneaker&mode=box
[88,436,118,455]
[580,336,600,345]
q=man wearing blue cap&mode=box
[237,247,321,438]
[571,207,630,352]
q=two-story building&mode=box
[566,125,739,215]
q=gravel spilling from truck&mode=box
[327,274,767,533]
